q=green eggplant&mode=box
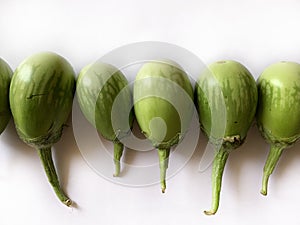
[0,58,12,134]
[257,61,300,195]
[195,60,257,215]
[76,62,134,176]
[9,52,75,206]
[133,60,194,193]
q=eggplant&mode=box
[0,58,12,134]
[133,60,194,193]
[195,60,257,215]
[76,62,133,176]
[257,61,300,195]
[9,52,75,206]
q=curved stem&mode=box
[37,147,72,207]
[113,142,124,177]
[204,147,230,216]
[261,144,285,196]
[158,148,170,193]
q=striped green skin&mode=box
[10,52,75,148]
[195,60,257,215]
[134,61,194,147]
[9,52,75,206]
[257,62,300,144]
[76,62,133,142]
[195,60,258,145]
[257,61,300,196]
[76,62,133,176]
[0,58,12,134]
[134,60,194,193]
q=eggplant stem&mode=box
[113,142,124,177]
[204,147,229,216]
[37,147,72,207]
[158,148,170,193]
[261,144,285,196]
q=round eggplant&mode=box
[257,61,300,195]
[195,60,257,215]
[76,62,134,176]
[10,52,75,206]
[134,60,194,193]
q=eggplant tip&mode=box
[113,172,119,177]
[204,210,216,216]
[260,189,268,196]
[64,199,73,207]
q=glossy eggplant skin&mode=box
[257,61,300,196]
[134,61,194,147]
[77,62,133,142]
[134,60,194,193]
[10,52,75,148]
[196,60,257,145]
[0,58,12,134]
[257,62,300,144]
[195,60,257,215]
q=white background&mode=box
[1,0,300,224]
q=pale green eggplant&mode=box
[10,52,75,206]
[76,62,134,176]
[134,60,194,193]
[195,60,257,215]
[257,61,300,196]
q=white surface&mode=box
[1,0,300,224]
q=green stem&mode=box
[113,142,124,177]
[158,148,170,193]
[204,147,230,216]
[261,144,285,196]
[37,147,72,207]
